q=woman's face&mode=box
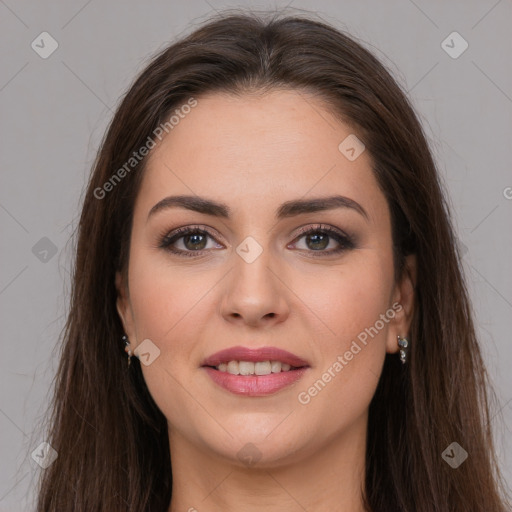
[116,89,415,467]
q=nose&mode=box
[220,247,290,328]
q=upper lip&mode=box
[201,345,310,368]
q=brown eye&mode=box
[181,232,208,250]
[159,226,222,257]
[304,232,330,251]
[291,224,355,256]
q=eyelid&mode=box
[157,225,223,250]
[291,223,352,242]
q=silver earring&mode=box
[122,334,132,367]
[397,335,409,364]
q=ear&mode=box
[385,254,416,354]
[115,270,136,343]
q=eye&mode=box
[290,224,355,256]
[158,226,223,257]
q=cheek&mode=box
[126,251,217,433]
[127,244,212,343]
[293,253,393,415]
[295,252,393,348]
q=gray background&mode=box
[1,0,511,509]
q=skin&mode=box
[116,89,416,512]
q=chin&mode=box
[202,429,311,469]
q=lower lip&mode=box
[202,366,309,396]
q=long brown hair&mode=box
[35,8,510,511]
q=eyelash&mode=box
[157,224,355,258]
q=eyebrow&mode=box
[147,194,369,222]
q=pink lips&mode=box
[201,345,310,397]
[201,345,309,368]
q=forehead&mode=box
[135,89,386,224]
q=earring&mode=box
[397,335,409,364]
[122,334,132,367]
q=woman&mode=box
[35,9,510,512]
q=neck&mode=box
[167,414,368,512]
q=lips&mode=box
[203,366,308,396]
[201,345,310,396]
[201,345,309,368]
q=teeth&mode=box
[216,360,297,375]
[271,360,282,373]
[238,361,254,375]
[255,361,271,375]
[227,361,239,375]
